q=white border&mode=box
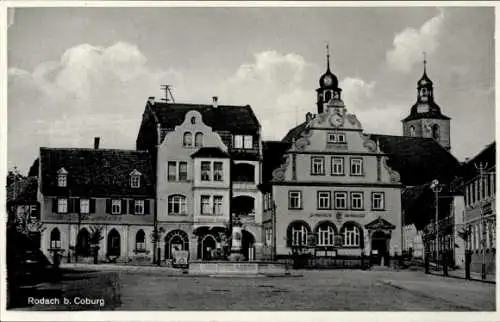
[1,2,498,322]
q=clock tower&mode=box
[402,57,451,151]
[316,44,343,114]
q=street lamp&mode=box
[430,179,442,269]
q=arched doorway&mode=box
[371,230,389,266]
[200,234,217,260]
[107,229,121,257]
[76,228,91,257]
[164,230,189,260]
[242,230,255,260]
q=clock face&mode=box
[330,113,344,127]
[324,75,333,86]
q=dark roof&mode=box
[151,102,260,133]
[371,134,461,186]
[262,141,292,182]
[402,101,450,122]
[191,147,230,159]
[282,121,307,143]
[460,142,496,180]
[40,148,155,197]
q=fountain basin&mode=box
[188,261,290,276]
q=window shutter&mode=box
[144,200,150,214]
[52,198,58,213]
[105,199,111,214]
[129,199,135,214]
[122,199,127,214]
[90,198,96,213]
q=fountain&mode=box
[188,215,290,276]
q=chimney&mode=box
[212,96,218,108]
[148,96,155,106]
[94,137,100,149]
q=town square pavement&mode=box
[13,265,496,311]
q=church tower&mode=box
[316,45,343,114]
[402,56,451,151]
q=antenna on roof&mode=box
[160,85,176,104]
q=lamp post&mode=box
[430,179,442,269]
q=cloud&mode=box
[8,41,183,172]
[219,51,316,140]
[386,9,446,73]
[340,77,376,112]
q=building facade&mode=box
[262,59,403,264]
[137,97,263,262]
[461,142,496,274]
[38,142,156,263]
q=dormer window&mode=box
[130,169,142,188]
[57,168,68,187]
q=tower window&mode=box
[432,124,440,140]
[409,125,416,137]
[325,91,332,102]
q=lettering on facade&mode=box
[309,213,333,218]
[345,213,366,218]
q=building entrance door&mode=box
[371,231,389,266]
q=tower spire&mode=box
[423,51,427,74]
[326,43,331,72]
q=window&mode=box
[214,162,223,181]
[350,158,363,176]
[292,225,308,246]
[57,174,67,187]
[57,198,68,213]
[190,116,196,124]
[111,199,121,214]
[343,225,360,247]
[213,196,223,215]
[334,192,347,210]
[311,156,325,175]
[201,195,211,214]
[350,192,363,210]
[168,161,188,181]
[80,199,90,214]
[317,191,331,210]
[168,162,177,181]
[50,228,61,249]
[243,135,253,149]
[328,132,346,144]
[234,135,243,148]
[372,192,385,210]
[288,191,302,209]
[317,224,335,246]
[135,200,145,215]
[135,230,146,251]
[131,175,140,188]
[179,162,188,181]
[195,132,204,147]
[168,195,187,214]
[331,157,344,175]
[201,161,211,181]
[183,132,193,147]
[432,124,440,140]
[233,135,253,149]
[409,125,416,137]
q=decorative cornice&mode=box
[346,114,362,129]
[358,132,378,153]
[271,154,291,182]
[382,156,401,183]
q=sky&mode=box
[7,6,495,174]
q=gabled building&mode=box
[261,54,404,265]
[38,140,156,263]
[136,96,263,262]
